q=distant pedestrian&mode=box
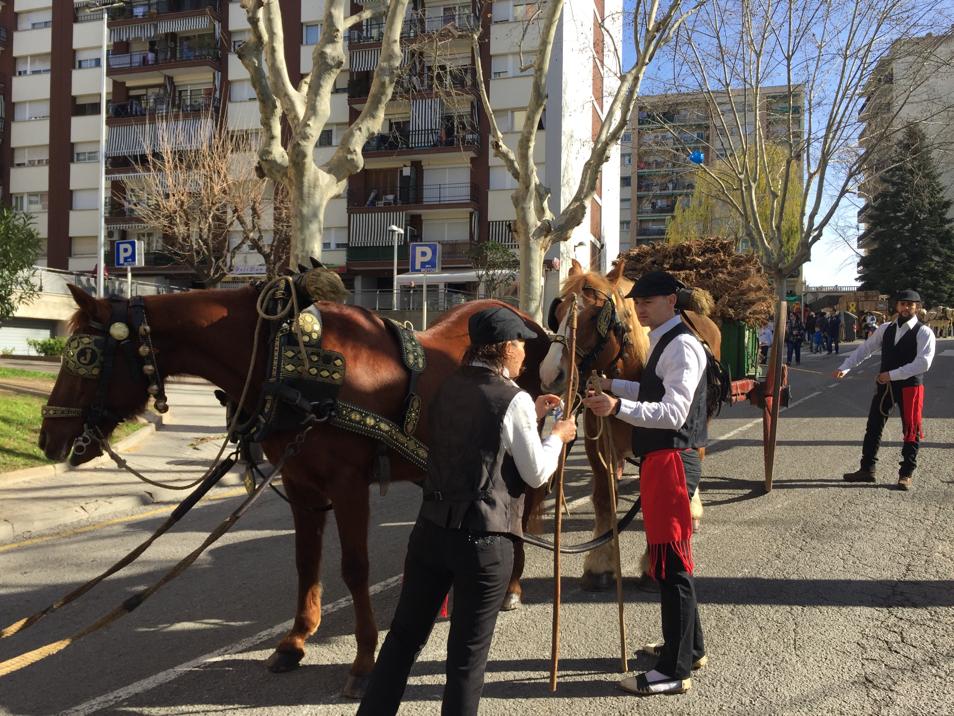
[805,312,817,351]
[785,311,804,365]
[818,313,830,353]
[833,290,935,491]
[827,312,842,354]
[758,321,774,363]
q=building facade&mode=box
[3,0,620,310]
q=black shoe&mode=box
[843,467,876,483]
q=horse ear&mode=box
[67,284,99,316]
[607,260,624,285]
[569,259,583,277]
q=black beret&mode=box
[895,289,922,303]
[627,270,686,299]
[468,307,538,345]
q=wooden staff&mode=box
[550,295,578,692]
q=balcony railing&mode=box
[109,92,218,118]
[349,183,478,208]
[0,27,8,46]
[363,126,480,153]
[106,0,219,21]
[347,12,479,44]
[349,66,477,99]
[107,46,219,70]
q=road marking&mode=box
[709,390,823,446]
[0,487,249,554]
[940,349,954,357]
[62,574,403,715]
[380,521,416,527]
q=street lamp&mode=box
[388,224,404,310]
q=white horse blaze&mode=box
[539,309,570,389]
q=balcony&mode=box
[636,180,695,194]
[346,244,410,264]
[637,109,708,126]
[107,45,219,75]
[349,67,477,102]
[108,91,218,121]
[0,27,8,48]
[348,183,479,210]
[363,124,480,156]
[106,0,220,21]
[347,11,479,45]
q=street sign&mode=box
[410,242,440,273]
[114,239,144,268]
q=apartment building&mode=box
[3,0,620,306]
[623,86,804,250]
[857,30,954,248]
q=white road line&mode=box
[709,390,823,446]
[63,574,403,716]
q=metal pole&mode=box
[422,274,427,330]
[96,10,109,299]
[391,230,399,310]
[126,266,132,297]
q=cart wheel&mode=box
[762,301,787,492]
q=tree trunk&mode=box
[773,269,788,320]
[288,163,334,266]
[518,235,547,322]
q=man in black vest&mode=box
[835,289,936,490]
[583,270,707,697]
[358,307,576,716]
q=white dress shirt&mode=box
[471,361,564,489]
[608,314,707,430]
[838,316,935,381]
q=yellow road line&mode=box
[0,487,249,554]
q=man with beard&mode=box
[834,290,936,490]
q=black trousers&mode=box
[357,517,514,716]
[654,544,705,679]
[861,382,920,475]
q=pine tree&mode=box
[858,125,954,307]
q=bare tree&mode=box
[411,0,702,320]
[238,0,411,267]
[119,113,266,286]
[234,180,293,281]
[649,0,954,302]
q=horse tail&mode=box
[523,483,549,535]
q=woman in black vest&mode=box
[583,270,708,697]
[358,307,576,716]
[834,289,936,490]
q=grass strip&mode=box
[0,367,59,382]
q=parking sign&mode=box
[114,239,144,268]
[410,242,440,273]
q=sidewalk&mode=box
[0,379,245,544]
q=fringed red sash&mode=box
[901,385,925,443]
[641,449,694,579]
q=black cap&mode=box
[627,270,686,299]
[895,289,922,303]
[468,307,538,345]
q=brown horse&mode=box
[39,283,552,696]
[539,261,721,588]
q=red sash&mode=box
[900,385,925,442]
[641,449,694,578]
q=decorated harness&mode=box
[548,285,631,384]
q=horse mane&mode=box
[67,307,94,334]
[561,271,649,368]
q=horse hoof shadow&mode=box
[581,570,615,592]
[341,673,371,700]
[266,649,303,673]
[634,573,659,593]
[500,592,522,611]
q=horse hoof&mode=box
[266,649,303,673]
[500,592,522,611]
[581,570,615,592]
[341,673,371,700]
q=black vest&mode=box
[631,321,708,458]
[419,366,527,536]
[881,320,926,387]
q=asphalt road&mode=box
[1,341,952,715]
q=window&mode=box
[15,54,52,76]
[492,0,511,22]
[75,49,102,69]
[620,220,631,234]
[489,166,516,190]
[13,146,50,167]
[302,23,321,45]
[622,131,632,144]
[622,153,632,166]
[17,11,53,30]
[321,227,346,251]
[318,128,333,147]
[511,0,542,22]
[231,30,250,52]
[74,95,102,117]
[73,142,100,163]
[620,176,632,188]
[12,193,49,212]
[14,101,50,121]
[491,55,510,79]
[229,79,256,102]
[72,189,100,211]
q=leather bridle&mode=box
[548,285,631,384]
[42,296,168,459]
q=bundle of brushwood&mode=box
[620,237,775,326]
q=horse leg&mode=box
[334,486,378,699]
[582,436,618,592]
[267,500,328,673]
[502,485,545,611]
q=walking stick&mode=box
[550,296,578,692]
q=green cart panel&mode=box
[720,320,759,381]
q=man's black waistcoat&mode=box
[631,321,708,458]
[420,365,526,536]
[880,321,926,387]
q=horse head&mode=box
[39,285,165,465]
[539,260,648,395]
